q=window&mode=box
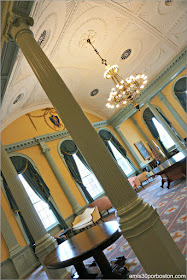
[108,141,134,176]
[73,154,104,199]
[173,77,187,112]
[152,117,175,150]
[19,175,58,230]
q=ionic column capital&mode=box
[39,141,51,154]
[114,125,120,132]
[158,91,166,101]
[5,12,34,42]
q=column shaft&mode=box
[158,91,187,133]
[7,17,186,275]
[1,144,68,279]
[9,19,137,208]
[1,207,22,256]
[147,102,186,154]
[39,141,81,212]
[1,145,47,241]
[131,116,165,163]
[114,126,142,168]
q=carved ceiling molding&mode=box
[167,9,187,35]
[99,0,179,52]
[110,47,187,127]
[113,0,144,14]
[67,17,108,58]
[49,0,81,61]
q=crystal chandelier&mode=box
[87,39,147,109]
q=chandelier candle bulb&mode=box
[87,38,148,109]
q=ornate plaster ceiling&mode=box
[1,0,187,129]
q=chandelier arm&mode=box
[86,39,147,109]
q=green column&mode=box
[147,102,186,155]
[114,126,142,169]
[6,14,186,275]
[158,91,187,134]
[39,141,81,213]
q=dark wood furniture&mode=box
[54,228,73,244]
[44,221,128,279]
[153,154,186,188]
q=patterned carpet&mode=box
[27,176,186,279]
[100,176,186,276]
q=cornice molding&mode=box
[110,47,187,127]
[4,119,111,153]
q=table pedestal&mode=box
[73,252,129,279]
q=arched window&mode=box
[143,107,176,158]
[98,129,137,177]
[2,154,68,245]
[19,175,58,230]
[152,117,175,150]
[60,139,104,202]
[73,154,104,199]
[173,76,187,112]
[108,141,134,176]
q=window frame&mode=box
[73,153,104,200]
[18,174,58,231]
[108,140,135,178]
[58,137,104,203]
[172,75,187,112]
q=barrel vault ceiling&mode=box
[1,0,187,129]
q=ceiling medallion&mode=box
[38,30,47,47]
[121,49,132,60]
[165,0,174,6]
[90,89,99,96]
[78,30,96,48]
[13,93,24,105]
[87,39,147,110]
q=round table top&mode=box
[44,221,121,269]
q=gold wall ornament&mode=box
[26,108,65,131]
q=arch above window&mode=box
[142,107,175,157]
[59,139,103,202]
[98,129,138,176]
[172,76,187,112]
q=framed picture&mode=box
[134,141,150,160]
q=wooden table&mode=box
[44,221,128,279]
[152,154,186,188]
[54,228,73,244]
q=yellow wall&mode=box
[119,118,153,164]
[1,234,10,262]
[1,190,27,262]
[120,70,187,161]
[152,69,187,139]
[1,108,104,261]
[98,124,140,168]
[1,72,186,263]
[1,108,104,145]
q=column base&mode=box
[117,197,186,274]
[35,233,70,279]
[11,245,40,279]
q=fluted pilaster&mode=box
[6,15,186,275]
[158,91,187,133]
[147,102,186,154]
[114,126,142,169]
[1,144,69,279]
[39,141,81,212]
[131,116,165,163]
[1,207,22,257]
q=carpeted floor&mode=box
[26,176,186,279]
